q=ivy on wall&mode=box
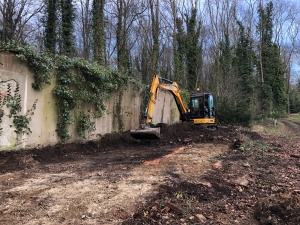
[0,42,56,91]
[6,83,38,135]
[51,56,127,142]
[0,82,37,136]
[0,95,5,136]
[76,110,95,139]
[0,42,129,143]
[113,93,124,133]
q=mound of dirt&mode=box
[0,122,262,173]
[4,120,297,225]
[254,192,300,225]
[121,120,300,225]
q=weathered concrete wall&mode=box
[0,53,180,151]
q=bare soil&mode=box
[0,119,299,225]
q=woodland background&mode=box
[1,0,300,127]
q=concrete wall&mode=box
[0,53,180,151]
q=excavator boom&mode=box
[130,75,188,139]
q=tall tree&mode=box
[78,0,92,60]
[60,0,76,56]
[174,17,186,87]
[92,0,106,65]
[233,20,255,125]
[133,15,152,83]
[116,0,130,71]
[185,7,202,91]
[140,45,151,84]
[115,0,144,72]
[271,1,300,114]
[219,33,232,91]
[149,0,160,76]
[256,1,287,117]
[269,43,287,115]
[44,0,58,53]
[214,32,236,125]
[257,1,274,116]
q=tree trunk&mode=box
[93,0,106,65]
[150,0,160,76]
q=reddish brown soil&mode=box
[0,120,299,224]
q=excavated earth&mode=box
[0,119,300,224]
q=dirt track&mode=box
[0,120,300,224]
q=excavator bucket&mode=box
[130,127,160,139]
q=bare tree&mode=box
[0,0,44,43]
[203,0,239,97]
[75,0,93,60]
[115,0,146,71]
[149,0,160,75]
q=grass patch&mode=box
[252,115,298,138]
[263,124,285,136]
[285,114,300,123]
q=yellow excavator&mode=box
[130,75,216,139]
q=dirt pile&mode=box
[254,192,300,225]
[0,123,245,173]
[121,121,300,225]
[0,120,299,225]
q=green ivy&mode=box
[5,83,37,135]
[52,71,75,142]
[52,56,127,142]
[0,96,6,136]
[18,45,56,90]
[77,111,95,139]
[0,41,56,91]
[113,93,124,132]
[1,42,130,142]
[6,83,22,116]
[140,87,149,125]
[0,41,20,51]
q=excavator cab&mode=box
[189,92,215,125]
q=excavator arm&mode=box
[144,75,188,124]
[130,75,188,139]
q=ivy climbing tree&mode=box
[233,20,255,126]
[214,33,235,125]
[43,0,58,53]
[269,43,287,116]
[185,7,202,92]
[92,0,106,65]
[257,1,287,118]
[60,0,76,56]
[172,7,202,91]
[174,17,186,88]
[42,0,76,56]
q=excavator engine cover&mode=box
[130,127,160,139]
